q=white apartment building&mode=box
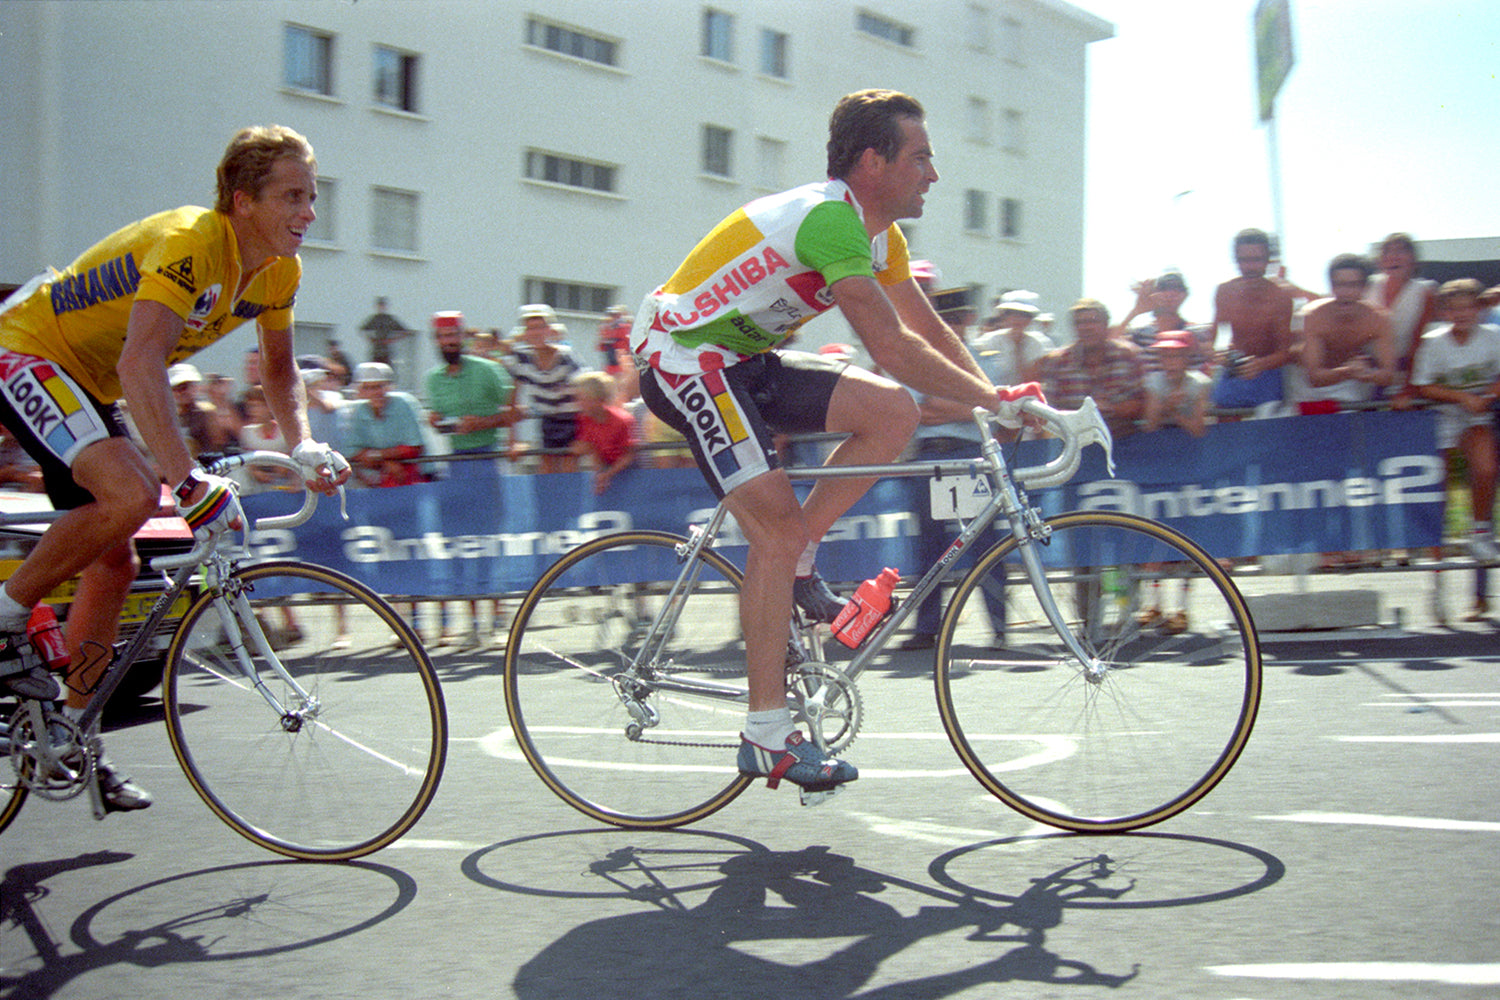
[0,0,1112,386]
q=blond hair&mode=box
[215,125,316,213]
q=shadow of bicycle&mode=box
[0,852,417,1000]
[462,827,1284,999]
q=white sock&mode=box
[742,708,795,749]
[64,704,83,722]
[795,542,818,578]
[0,584,30,632]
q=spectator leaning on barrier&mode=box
[1212,228,1295,417]
[425,310,515,465]
[972,289,1052,386]
[1036,298,1146,438]
[1142,331,1210,437]
[346,362,429,488]
[1295,253,1396,413]
[571,370,639,495]
[1366,233,1438,394]
[1410,279,1500,566]
[505,304,582,473]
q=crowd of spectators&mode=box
[4,231,1497,626]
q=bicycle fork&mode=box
[211,573,320,731]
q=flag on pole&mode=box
[1255,0,1295,121]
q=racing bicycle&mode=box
[0,451,447,860]
[501,398,1262,834]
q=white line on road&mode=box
[1257,812,1500,832]
[1207,962,1500,985]
[1337,733,1500,743]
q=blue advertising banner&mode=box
[240,410,1445,597]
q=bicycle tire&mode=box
[163,560,447,860]
[504,531,753,828]
[934,511,1261,833]
[0,707,27,835]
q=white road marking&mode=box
[1257,812,1500,832]
[1207,962,1500,985]
[1338,733,1500,743]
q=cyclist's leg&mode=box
[721,470,808,712]
[60,539,140,709]
[796,363,918,541]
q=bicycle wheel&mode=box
[935,511,1260,833]
[504,531,752,828]
[0,705,28,835]
[163,560,446,860]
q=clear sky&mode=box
[1069,0,1499,328]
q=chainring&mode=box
[786,661,863,754]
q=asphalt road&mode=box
[4,569,1499,1000]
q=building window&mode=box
[374,45,419,112]
[1002,16,1024,65]
[702,8,734,62]
[284,24,334,95]
[756,137,786,190]
[523,278,617,315]
[702,125,734,178]
[524,17,619,67]
[963,189,989,233]
[1002,109,1025,154]
[967,4,992,52]
[759,28,789,78]
[1000,197,1022,239]
[856,11,915,48]
[966,97,990,144]
[294,321,336,357]
[305,178,335,244]
[524,150,618,193]
[372,186,419,254]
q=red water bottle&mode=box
[831,567,900,649]
[27,605,70,672]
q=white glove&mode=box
[175,472,244,544]
[291,440,351,486]
[995,382,1047,429]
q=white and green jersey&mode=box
[633,179,911,375]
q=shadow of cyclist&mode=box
[510,843,1137,999]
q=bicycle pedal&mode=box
[798,784,845,807]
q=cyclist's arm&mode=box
[834,275,997,412]
[883,276,987,382]
[259,323,312,449]
[118,299,199,495]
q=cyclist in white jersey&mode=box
[635,90,1033,793]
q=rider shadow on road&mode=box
[464,830,1158,999]
[0,852,417,1000]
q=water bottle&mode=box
[831,567,900,649]
[27,605,70,673]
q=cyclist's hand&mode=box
[175,473,244,544]
[996,382,1046,428]
[291,440,352,496]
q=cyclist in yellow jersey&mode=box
[635,90,1033,793]
[0,126,350,811]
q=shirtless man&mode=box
[1211,228,1295,414]
[1298,253,1396,408]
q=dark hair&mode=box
[1232,228,1271,253]
[1327,253,1373,283]
[215,125,316,213]
[826,89,925,179]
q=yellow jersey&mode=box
[0,206,300,402]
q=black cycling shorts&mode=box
[638,350,845,499]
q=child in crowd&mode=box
[571,371,639,495]
[1410,279,1500,619]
